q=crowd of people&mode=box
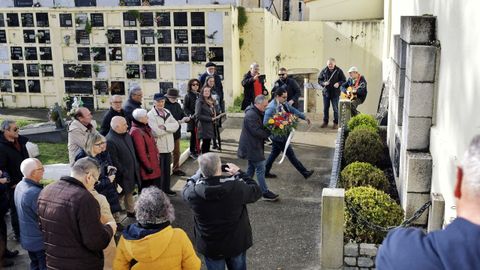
[0,59,372,269]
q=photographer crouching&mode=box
[182,152,262,270]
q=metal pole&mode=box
[303,77,308,113]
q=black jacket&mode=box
[106,130,140,194]
[182,173,262,259]
[75,150,121,213]
[241,71,268,110]
[183,91,199,132]
[0,132,29,186]
[164,99,186,140]
[271,77,302,108]
[237,105,271,162]
[195,99,216,140]
[99,107,125,136]
[123,98,142,127]
[318,66,346,97]
[199,72,224,100]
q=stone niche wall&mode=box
[344,242,379,270]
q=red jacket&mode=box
[129,121,161,181]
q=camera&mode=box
[221,164,229,172]
[107,167,117,177]
[258,74,266,81]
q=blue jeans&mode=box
[323,92,340,124]
[265,140,308,176]
[246,160,268,194]
[28,250,47,270]
[204,252,246,270]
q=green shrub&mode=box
[345,186,404,243]
[353,124,378,134]
[344,128,383,166]
[227,93,244,113]
[341,162,389,191]
[348,114,378,132]
[40,179,56,186]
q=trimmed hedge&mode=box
[340,162,389,192]
[348,114,378,132]
[344,128,383,166]
[345,186,404,244]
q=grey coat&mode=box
[195,99,216,140]
[237,105,271,162]
[106,130,140,194]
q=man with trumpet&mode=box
[341,66,368,116]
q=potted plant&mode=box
[92,64,101,77]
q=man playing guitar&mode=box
[341,66,368,116]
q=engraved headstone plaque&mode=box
[11,47,23,60]
[95,81,108,95]
[24,47,37,60]
[36,13,49,27]
[77,47,91,61]
[156,29,171,44]
[27,64,39,77]
[191,29,205,44]
[124,30,138,44]
[76,30,90,45]
[173,12,187,27]
[126,64,140,79]
[140,12,154,27]
[91,47,106,61]
[39,47,52,60]
[23,30,36,43]
[90,13,104,27]
[142,47,155,61]
[7,14,20,27]
[110,81,125,95]
[60,14,73,27]
[123,12,137,27]
[158,47,172,61]
[208,47,224,62]
[174,47,189,62]
[15,0,34,7]
[0,80,12,92]
[142,64,156,79]
[41,64,54,77]
[174,29,188,44]
[37,30,51,44]
[65,80,93,94]
[27,79,40,93]
[0,30,6,43]
[159,82,173,94]
[21,13,35,27]
[156,12,170,27]
[140,29,154,45]
[191,12,205,27]
[107,30,121,44]
[191,47,206,62]
[14,80,26,92]
[109,47,122,61]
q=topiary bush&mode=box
[344,128,383,166]
[348,114,378,132]
[352,124,378,134]
[340,162,389,192]
[345,186,404,244]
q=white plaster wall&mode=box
[306,0,383,21]
[385,0,480,223]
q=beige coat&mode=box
[91,190,116,270]
[67,119,97,165]
[147,107,179,154]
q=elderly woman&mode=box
[129,108,161,191]
[114,187,200,270]
[184,79,200,159]
[147,93,179,197]
[195,86,216,154]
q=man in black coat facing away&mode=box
[0,120,29,247]
[318,58,346,129]
[238,95,279,201]
[99,95,125,136]
[183,153,262,269]
[271,67,301,109]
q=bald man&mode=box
[14,158,46,269]
[68,107,97,165]
[106,116,140,217]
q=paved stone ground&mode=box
[3,113,337,269]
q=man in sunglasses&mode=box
[0,119,29,263]
[272,67,302,109]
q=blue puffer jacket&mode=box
[14,178,44,252]
[75,150,121,213]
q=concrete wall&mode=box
[384,0,480,223]
[305,0,383,21]
[239,9,383,115]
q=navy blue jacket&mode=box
[14,178,44,252]
[376,217,480,270]
[237,104,271,162]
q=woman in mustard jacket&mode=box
[113,187,200,270]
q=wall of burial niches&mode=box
[0,5,234,109]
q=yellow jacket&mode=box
[113,225,201,270]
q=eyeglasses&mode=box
[10,127,19,132]
[281,95,288,99]
[35,167,45,171]
[111,101,122,104]
[278,73,286,76]
[94,141,106,146]
[192,83,199,86]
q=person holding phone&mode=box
[241,62,269,110]
[75,132,121,224]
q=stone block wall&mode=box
[387,16,439,226]
[344,242,379,270]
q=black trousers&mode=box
[159,153,172,192]
[201,139,211,154]
[8,188,19,238]
[189,129,198,155]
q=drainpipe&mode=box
[303,77,308,113]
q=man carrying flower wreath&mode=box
[263,88,315,179]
